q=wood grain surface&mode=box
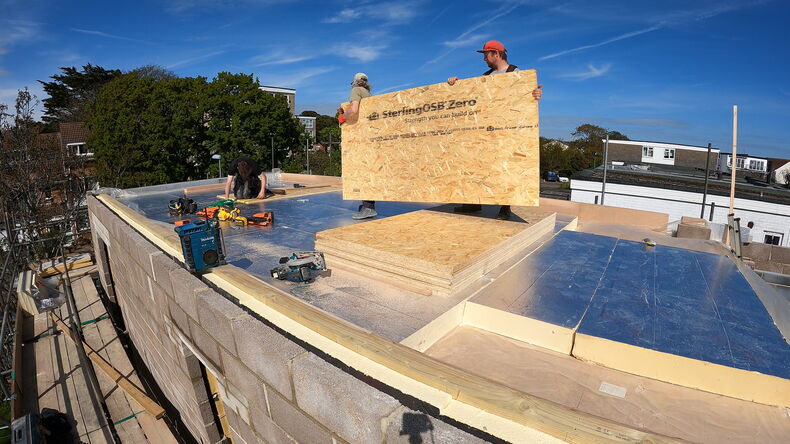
[342,71,539,206]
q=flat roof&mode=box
[610,139,721,153]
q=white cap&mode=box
[353,72,368,82]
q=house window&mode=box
[764,232,783,246]
[735,157,745,169]
[69,143,93,156]
[749,160,764,171]
[642,146,653,157]
[664,149,675,159]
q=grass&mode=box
[0,401,10,444]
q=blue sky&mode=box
[1,0,788,157]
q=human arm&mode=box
[224,175,234,199]
[340,100,361,124]
[256,173,267,199]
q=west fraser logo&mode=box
[366,99,477,120]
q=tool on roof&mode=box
[270,252,330,283]
[643,238,656,247]
[168,197,198,216]
[173,219,192,226]
[174,220,226,273]
[249,211,273,226]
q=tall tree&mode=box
[0,89,91,260]
[39,64,122,130]
[206,72,301,171]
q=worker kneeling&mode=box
[224,156,269,200]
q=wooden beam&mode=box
[49,313,165,419]
[95,194,679,443]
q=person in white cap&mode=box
[338,73,377,219]
[448,40,542,220]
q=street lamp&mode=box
[211,154,222,178]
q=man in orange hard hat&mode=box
[448,40,543,220]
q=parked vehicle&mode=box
[558,176,569,183]
[546,171,559,182]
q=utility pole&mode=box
[726,105,738,245]
[306,136,310,175]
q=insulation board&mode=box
[341,70,539,206]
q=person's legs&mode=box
[454,203,482,213]
[353,200,377,219]
[497,205,511,220]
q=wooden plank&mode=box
[50,314,166,419]
[206,369,233,442]
[573,333,790,408]
[97,193,678,443]
[341,71,540,206]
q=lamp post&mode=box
[211,154,222,178]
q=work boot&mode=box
[454,204,482,213]
[496,205,511,220]
[352,207,378,220]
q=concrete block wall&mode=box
[87,195,491,444]
[742,242,790,274]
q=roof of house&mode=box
[58,122,88,147]
[609,139,721,152]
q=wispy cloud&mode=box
[540,1,770,60]
[323,1,422,25]
[261,67,338,88]
[167,50,227,69]
[165,0,297,15]
[540,26,660,60]
[559,63,612,80]
[423,1,524,67]
[331,44,387,62]
[443,33,488,48]
[0,19,41,75]
[251,54,315,67]
[323,8,362,24]
[71,28,155,45]
[378,82,414,93]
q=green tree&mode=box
[318,125,341,148]
[206,73,301,171]
[300,110,338,139]
[39,64,122,130]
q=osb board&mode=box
[342,71,539,206]
[315,208,555,279]
[573,333,790,407]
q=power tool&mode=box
[174,220,226,273]
[270,252,330,282]
[168,197,198,216]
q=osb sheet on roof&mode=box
[315,207,555,295]
[341,71,540,206]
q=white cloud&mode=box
[332,44,387,62]
[167,50,227,69]
[323,1,421,25]
[443,34,488,48]
[540,1,770,60]
[540,26,661,60]
[71,28,155,45]
[559,63,612,80]
[251,55,315,67]
[323,8,363,24]
[378,82,414,93]
[261,67,337,88]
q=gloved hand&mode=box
[337,107,346,125]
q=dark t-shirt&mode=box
[228,156,261,177]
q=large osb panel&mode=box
[342,71,539,206]
[315,208,555,291]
